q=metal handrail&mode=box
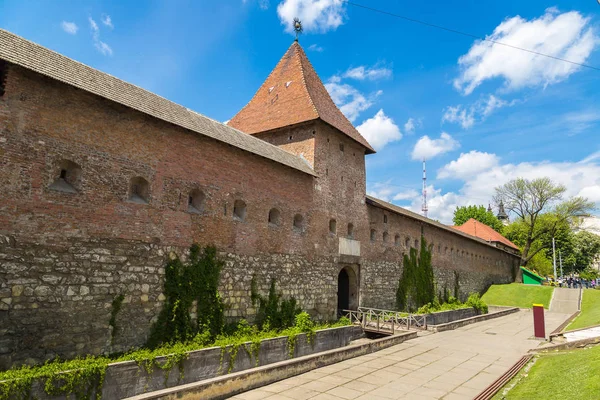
[343,307,427,334]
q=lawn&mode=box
[494,345,600,399]
[567,289,600,331]
[481,283,554,309]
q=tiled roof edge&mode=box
[0,29,316,177]
[366,195,521,256]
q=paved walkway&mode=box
[549,287,580,314]
[230,310,570,400]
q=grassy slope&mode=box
[482,283,554,309]
[567,289,600,331]
[496,345,600,399]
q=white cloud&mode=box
[61,21,78,35]
[277,0,345,34]
[411,132,460,160]
[101,14,113,29]
[259,0,270,9]
[437,151,500,179]
[404,118,421,134]
[89,17,99,33]
[393,189,419,201]
[95,41,113,56]
[367,181,397,202]
[371,150,600,224]
[356,109,402,151]
[308,44,324,52]
[578,186,600,202]
[343,65,392,81]
[454,9,599,95]
[443,95,514,129]
[325,79,380,122]
[89,16,113,56]
[442,105,475,129]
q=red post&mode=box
[533,304,546,339]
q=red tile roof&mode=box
[452,219,519,250]
[228,41,375,154]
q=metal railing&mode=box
[343,307,427,334]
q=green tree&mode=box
[495,177,594,266]
[453,205,504,233]
[572,231,600,271]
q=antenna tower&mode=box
[422,160,428,218]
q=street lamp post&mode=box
[552,237,557,280]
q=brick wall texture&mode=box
[0,64,518,369]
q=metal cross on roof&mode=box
[293,18,303,41]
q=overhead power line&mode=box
[344,1,600,72]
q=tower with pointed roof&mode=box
[228,40,375,244]
[497,201,509,225]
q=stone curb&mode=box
[532,336,600,353]
[427,307,519,332]
[549,310,581,338]
[124,330,417,400]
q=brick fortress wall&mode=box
[0,65,518,368]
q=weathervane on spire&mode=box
[293,18,303,41]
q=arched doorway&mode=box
[337,265,358,316]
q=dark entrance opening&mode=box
[337,268,350,315]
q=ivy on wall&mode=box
[396,236,435,312]
[109,294,125,344]
[251,276,301,331]
[147,244,225,348]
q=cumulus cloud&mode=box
[308,44,324,52]
[89,16,113,56]
[393,189,420,201]
[427,152,600,223]
[404,118,420,134]
[101,14,113,29]
[443,95,514,129]
[437,151,500,179]
[61,21,78,35]
[411,132,460,161]
[325,78,381,122]
[356,109,402,151]
[454,9,599,95]
[343,65,392,81]
[370,150,600,224]
[277,0,345,34]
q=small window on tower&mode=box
[233,200,247,221]
[329,219,337,235]
[383,215,388,224]
[347,223,354,239]
[49,160,81,194]
[188,189,205,214]
[128,177,150,204]
[293,214,304,232]
[370,229,376,242]
[268,208,281,226]
[289,135,293,141]
[339,143,344,152]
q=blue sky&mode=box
[2,0,599,223]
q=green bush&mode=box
[415,292,488,314]
[466,292,488,314]
[294,312,314,332]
